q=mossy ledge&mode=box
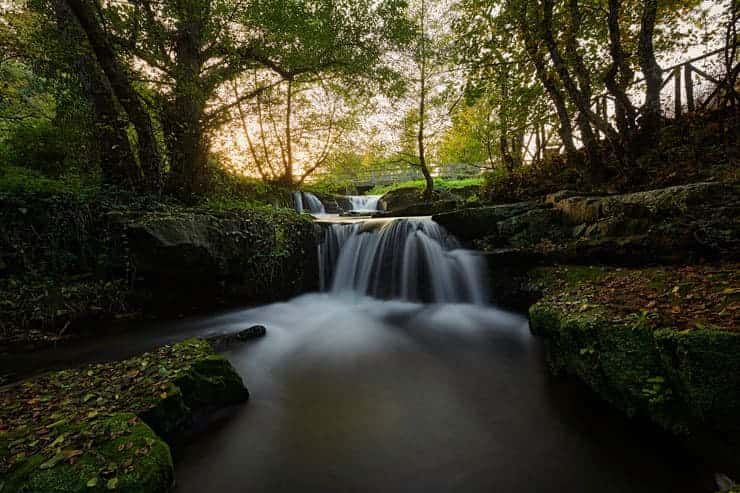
[528,265,740,469]
[0,339,248,492]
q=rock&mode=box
[1,413,174,493]
[208,325,267,349]
[237,324,267,339]
[432,202,538,242]
[438,182,740,263]
[0,339,246,493]
[380,200,460,217]
[496,208,565,248]
[379,187,460,212]
[529,266,740,469]
[126,210,320,303]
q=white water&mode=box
[302,192,327,215]
[347,195,382,213]
[319,217,488,304]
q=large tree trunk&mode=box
[164,3,209,198]
[565,0,599,163]
[519,3,577,158]
[638,0,662,132]
[541,0,616,142]
[418,0,434,201]
[605,0,637,137]
[54,0,140,189]
[64,0,163,192]
[284,78,294,185]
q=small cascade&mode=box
[303,193,326,214]
[319,218,488,304]
[347,195,382,214]
[294,192,327,215]
[293,192,304,213]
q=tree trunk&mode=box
[638,0,662,132]
[64,0,163,192]
[519,4,577,158]
[565,0,599,164]
[285,78,294,185]
[54,0,140,189]
[164,4,209,198]
[418,0,434,201]
[540,0,621,157]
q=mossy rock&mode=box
[1,339,248,492]
[655,329,740,433]
[1,413,173,493]
[530,298,740,463]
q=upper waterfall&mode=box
[318,217,488,304]
[347,195,382,213]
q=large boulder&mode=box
[379,187,461,212]
[126,209,320,302]
[432,202,538,242]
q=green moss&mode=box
[1,339,248,492]
[655,329,740,433]
[2,413,173,493]
[530,298,740,460]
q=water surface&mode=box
[172,294,712,492]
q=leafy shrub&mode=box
[0,122,69,175]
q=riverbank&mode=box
[0,186,319,353]
[529,264,740,471]
[0,338,248,492]
[429,180,740,475]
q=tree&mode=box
[52,0,411,196]
[222,72,360,185]
[455,0,705,169]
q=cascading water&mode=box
[296,192,326,215]
[303,193,326,214]
[347,195,382,213]
[319,218,488,304]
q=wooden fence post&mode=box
[674,67,682,117]
[685,64,695,112]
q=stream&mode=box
[3,214,714,491]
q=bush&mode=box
[0,122,69,176]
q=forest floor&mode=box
[532,264,740,334]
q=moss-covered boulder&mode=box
[379,187,461,212]
[0,339,248,492]
[436,182,739,264]
[380,200,460,217]
[127,209,319,303]
[432,202,537,242]
[529,264,740,467]
[1,413,173,493]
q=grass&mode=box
[367,177,483,195]
[0,165,98,195]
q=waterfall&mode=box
[294,192,327,215]
[347,195,382,213]
[319,218,488,304]
[293,192,304,213]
